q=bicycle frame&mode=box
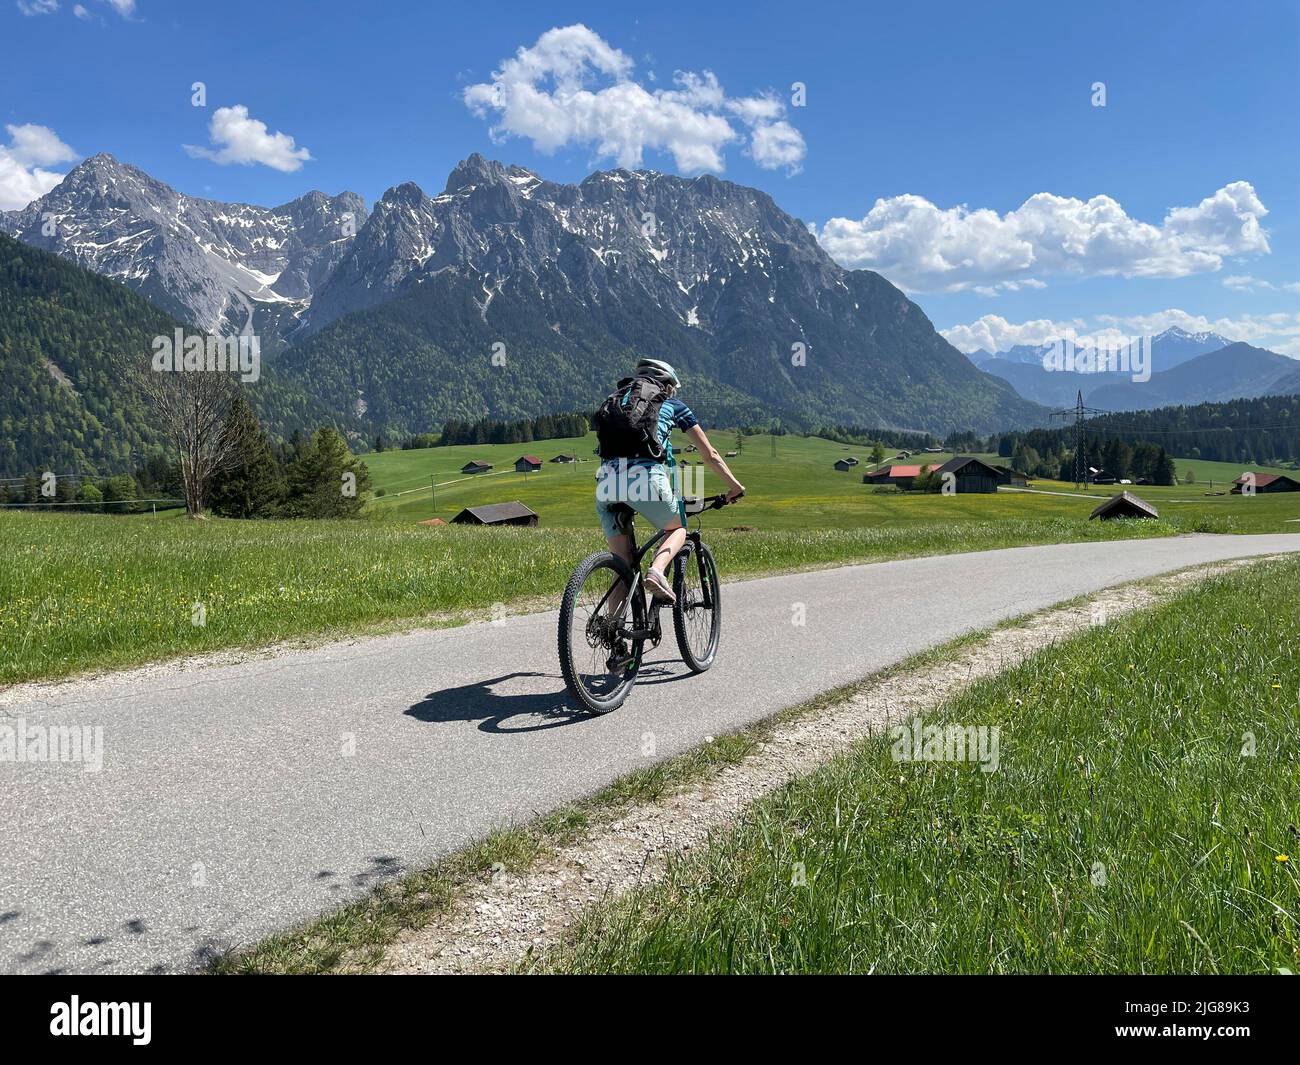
[595,510,714,645]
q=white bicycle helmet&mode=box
[636,358,681,388]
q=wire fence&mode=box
[0,498,187,513]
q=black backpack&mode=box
[593,375,670,461]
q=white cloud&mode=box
[1223,274,1266,290]
[1223,274,1300,294]
[100,0,134,15]
[184,105,312,172]
[17,0,59,14]
[0,123,77,211]
[463,24,806,175]
[943,307,1300,359]
[73,4,90,17]
[747,118,805,173]
[817,182,1270,292]
[942,314,1088,354]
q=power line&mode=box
[1049,391,1110,489]
[1077,421,1300,436]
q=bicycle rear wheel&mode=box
[673,542,721,672]
[558,551,645,714]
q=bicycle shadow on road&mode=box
[406,671,591,733]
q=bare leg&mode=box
[605,532,633,616]
[648,521,686,582]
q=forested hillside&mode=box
[976,393,1300,469]
[0,233,176,476]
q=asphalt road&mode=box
[4,533,1299,974]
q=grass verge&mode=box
[542,558,1300,974]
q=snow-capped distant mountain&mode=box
[972,326,1234,371]
[0,154,366,343]
[1145,326,1236,369]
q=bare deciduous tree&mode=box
[133,354,245,518]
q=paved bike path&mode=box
[3,534,1298,974]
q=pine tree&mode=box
[209,393,287,518]
[283,426,372,518]
[1155,448,1177,486]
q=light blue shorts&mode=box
[595,461,685,538]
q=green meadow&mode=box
[1,430,1294,685]
[362,431,1299,533]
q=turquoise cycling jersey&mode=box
[604,397,698,469]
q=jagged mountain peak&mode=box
[380,180,427,207]
[443,152,514,194]
[0,156,368,340]
[302,153,844,334]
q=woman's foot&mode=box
[644,568,676,603]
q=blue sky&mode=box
[4,0,1299,354]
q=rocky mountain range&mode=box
[2,153,1045,438]
[0,154,365,346]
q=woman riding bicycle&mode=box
[594,358,745,605]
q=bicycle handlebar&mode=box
[685,491,744,514]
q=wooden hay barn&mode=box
[992,464,1028,487]
[1089,491,1159,521]
[1231,472,1300,494]
[934,456,1002,494]
[451,501,539,527]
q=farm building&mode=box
[451,501,539,527]
[934,456,1002,494]
[461,461,493,475]
[833,459,855,471]
[550,454,578,464]
[514,455,543,473]
[1231,472,1300,494]
[863,463,929,489]
[992,464,1028,487]
[1089,491,1159,521]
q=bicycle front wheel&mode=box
[558,551,645,714]
[673,542,721,672]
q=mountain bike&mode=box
[558,493,741,714]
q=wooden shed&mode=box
[461,461,493,475]
[934,456,1002,494]
[1089,491,1159,521]
[515,455,543,473]
[1231,472,1300,494]
[992,464,1028,487]
[451,501,539,527]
